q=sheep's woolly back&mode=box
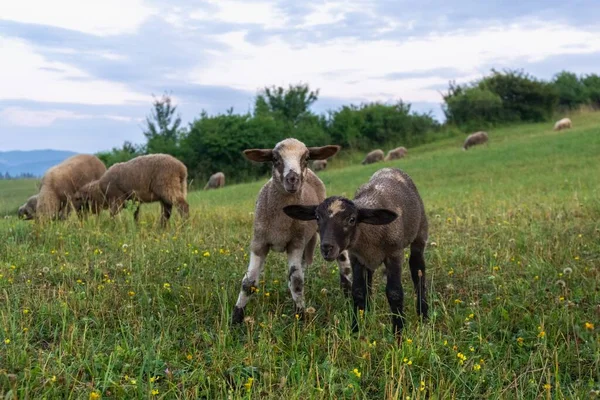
[385,147,407,161]
[554,118,572,131]
[362,149,385,164]
[204,172,225,190]
[97,154,188,205]
[463,131,489,150]
[351,168,427,268]
[36,154,106,219]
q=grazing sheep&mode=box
[553,117,572,131]
[284,168,429,340]
[204,172,225,190]
[312,159,328,172]
[74,154,189,227]
[232,138,352,325]
[462,131,489,151]
[17,195,38,220]
[36,154,107,220]
[361,149,384,165]
[384,147,407,161]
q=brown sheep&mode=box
[74,154,189,227]
[284,168,428,340]
[204,172,225,190]
[384,147,407,161]
[36,154,107,220]
[463,131,489,150]
[553,117,572,131]
[312,159,328,171]
[361,149,384,165]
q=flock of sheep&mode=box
[15,115,573,339]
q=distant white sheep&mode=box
[553,118,572,131]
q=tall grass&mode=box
[0,113,599,399]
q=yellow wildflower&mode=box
[352,368,361,378]
[473,364,481,371]
[544,383,551,391]
[585,322,594,330]
[517,337,524,346]
[244,377,254,391]
[203,251,210,257]
[128,291,135,297]
[151,389,159,395]
[22,309,29,314]
[186,354,193,360]
[406,338,413,344]
[89,391,101,400]
[149,376,157,383]
[4,338,10,344]
[538,331,545,338]
[420,381,426,391]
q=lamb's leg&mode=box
[302,233,317,268]
[160,202,172,227]
[350,255,368,333]
[336,250,352,297]
[384,256,405,340]
[133,204,141,223]
[287,246,306,316]
[409,240,429,320]
[232,247,268,325]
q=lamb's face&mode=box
[283,196,398,261]
[272,139,310,193]
[243,139,340,195]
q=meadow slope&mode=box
[0,114,599,399]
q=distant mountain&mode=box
[0,150,79,177]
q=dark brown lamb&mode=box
[284,167,429,340]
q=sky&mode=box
[1,0,600,153]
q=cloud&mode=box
[0,0,155,36]
[0,37,149,105]
[190,0,289,29]
[0,106,140,127]
[188,21,600,104]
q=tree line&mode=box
[98,69,600,185]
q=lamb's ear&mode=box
[308,145,341,160]
[243,149,273,163]
[283,205,318,221]
[357,208,398,225]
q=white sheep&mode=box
[553,118,572,131]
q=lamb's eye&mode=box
[348,217,356,225]
[315,214,320,221]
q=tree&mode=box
[143,93,182,155]
[256,84,319,125]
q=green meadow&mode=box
[0,113,599,399]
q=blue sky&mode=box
[1,0,600,153]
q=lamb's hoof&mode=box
[231,307,245,325]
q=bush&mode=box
[552,71,589,110]
[443,69,559,129]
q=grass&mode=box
[1,113,599,399]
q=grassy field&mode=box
[1,113,599,399]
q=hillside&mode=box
[0,149,77,177]
[0,113,599,398]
